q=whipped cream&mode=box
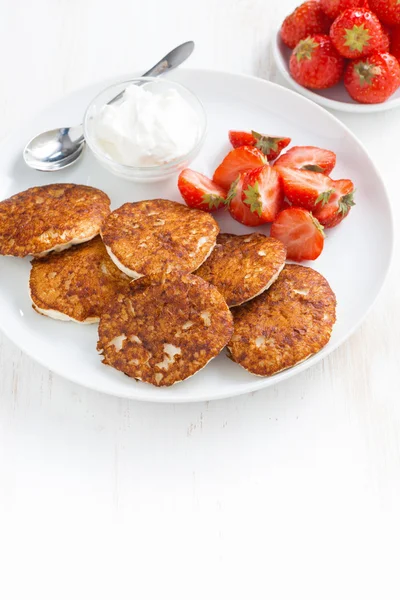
[93,84,201,167]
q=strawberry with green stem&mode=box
[178,169,226,212]
[228,130,291,161]
[312,179,355,227]
[290,35,345,89]
[240,165,284,223]
[276,166,337,211]
[330,8,384,59]
[227,174,264,227]
[344,51,400,103]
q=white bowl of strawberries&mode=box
[273,0,400,112]
[177,130,355,262]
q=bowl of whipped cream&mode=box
[83,77,207,182]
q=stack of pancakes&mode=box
[0,184,336,387]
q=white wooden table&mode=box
[1,1,399,598]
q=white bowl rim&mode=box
[272,30,400,114]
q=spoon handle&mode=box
[141,41,195,77]
[108,41,195,105]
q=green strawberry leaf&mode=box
[252,131,284,156]
[224,177,240,206]
[302,164,324,173]
[338,190,356,215]
[315,189,334,207]
[201,193,225,209]
[344,24,371,53]
[295,36,319,61]
[243,181,263,216]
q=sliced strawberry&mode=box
[228,130,291,161]
[227,174,264,227]
[274,146,336,175]
[213,146,267,190]
[177,169,226,212]
[241,165,284,223]
[276,166,336,210]
[270,208,325,261]
[313,178,355,227]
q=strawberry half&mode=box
[276,166,336,211]
[228,130,291,161]
[178,169,227,212]
[241,165,284,223]
[270,207,325,261]
[312,178,355,227]
[213,146,267,190]
[227,174,264,227]
[274,146,336,175]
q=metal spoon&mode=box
[23,41,195,172]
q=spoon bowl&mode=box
[23,126,85,171]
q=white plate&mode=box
[0,69,393,402]
[273,31,400,113]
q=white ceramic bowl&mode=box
[83,77,207,182]
[272,31,400,113]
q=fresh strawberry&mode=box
[270,208,325,261]
[312,179,355,227]
[320,0,369,21]
[290,35,345,88]
[276,166,336,210]
[213,146,267,190]
[368,0,400,26]
[227,174,264,227]
[390,26,400,62]
[228,130,291,161]
[330,9,384,59]
[280,1,332,49]
[344,52,400,103]
[376,23,391,53]
[177,169,226,212]
[274,146,336,175]
[240,165,284,223]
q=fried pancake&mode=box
[97,273,233,386]
[195,233,286,307]
[29,236,130,323]
[0,184,110,257]
[228,264,336,376]
[101,199,219,279]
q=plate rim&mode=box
[272,31,400,114]
[0,67,395,402]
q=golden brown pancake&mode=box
[195,233,286,307]
[0,184,110,257]
[29,236,130,323]
[100,199,219,278]
[97,273,233,386]
[228,264,336,376]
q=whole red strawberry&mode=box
[330,9,385,59]
[290,34,345,89]
[280,1,332,49]
[390,26,400,62]
[344,52,400,102]
[320,0,369,20]
[376,23,391,53]
[368,0,400,26]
